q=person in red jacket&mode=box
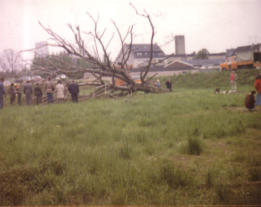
[230,70,238,92]
[254,73,261,107]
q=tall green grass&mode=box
[0,69,261,205]
[167,68,260,89]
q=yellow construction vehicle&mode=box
[220,52,261,70]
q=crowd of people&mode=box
[0,77,80,109]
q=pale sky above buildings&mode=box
[0,0,261,60]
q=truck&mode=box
[220,51,261,70]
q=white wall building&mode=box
[115,44,166,68]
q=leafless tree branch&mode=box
[37,6,163,98]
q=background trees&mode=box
[194,48,210,59]
[31,52,93,79]
[0,49,23,73]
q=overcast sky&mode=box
[1,0,261,60]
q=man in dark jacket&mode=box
[8,83,16,104]
[245,91,256,111]
[23,80,33,105]
[45,77,54,104]
[0,77,5,109]
[165,79,172,92]
[34,83,43,104]
[68,81,79,102]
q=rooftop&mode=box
[124,43,165,53]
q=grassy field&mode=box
[0,69,261,205]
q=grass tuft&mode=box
[186,137,203,155]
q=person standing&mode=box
[254,73,261,107]
[16,83,22,105]
[230,70,238,92]
[55,80,65,103]
[45,77,55,103]
[68,80,79,102]
[165,79,172,92]
[8,83,16,105]
[0,77,5,109]
[155,79,161,89]
[34,83,43,105]
[23,80,33,105]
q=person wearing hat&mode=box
[155,79,161,88]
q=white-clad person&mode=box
[55,80,65,103]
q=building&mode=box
[220,43,261,70]
[208,52,226,60]
[234,44,261,62]
[34,41,49,58]
[165,60,194,70]
[163,53,225,70]
[175,35,185,55]
[115,43,166,68]
[225,44,261,61]
[186,59,225,69]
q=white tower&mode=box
[175,35,185,55]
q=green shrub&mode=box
[159,161,193,188]
[205,169,215,188]
[186,137,203,155]
[119,144,132,160]
[0,166,41,205]
[248,167,261,181]
[249,154,261,166]
[215,185,233,203]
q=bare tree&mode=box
[31,52,93,79]
[0,49,23,73]
[38,5,165,98]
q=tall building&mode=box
[175,35,185,55]
[34,41,49,57]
